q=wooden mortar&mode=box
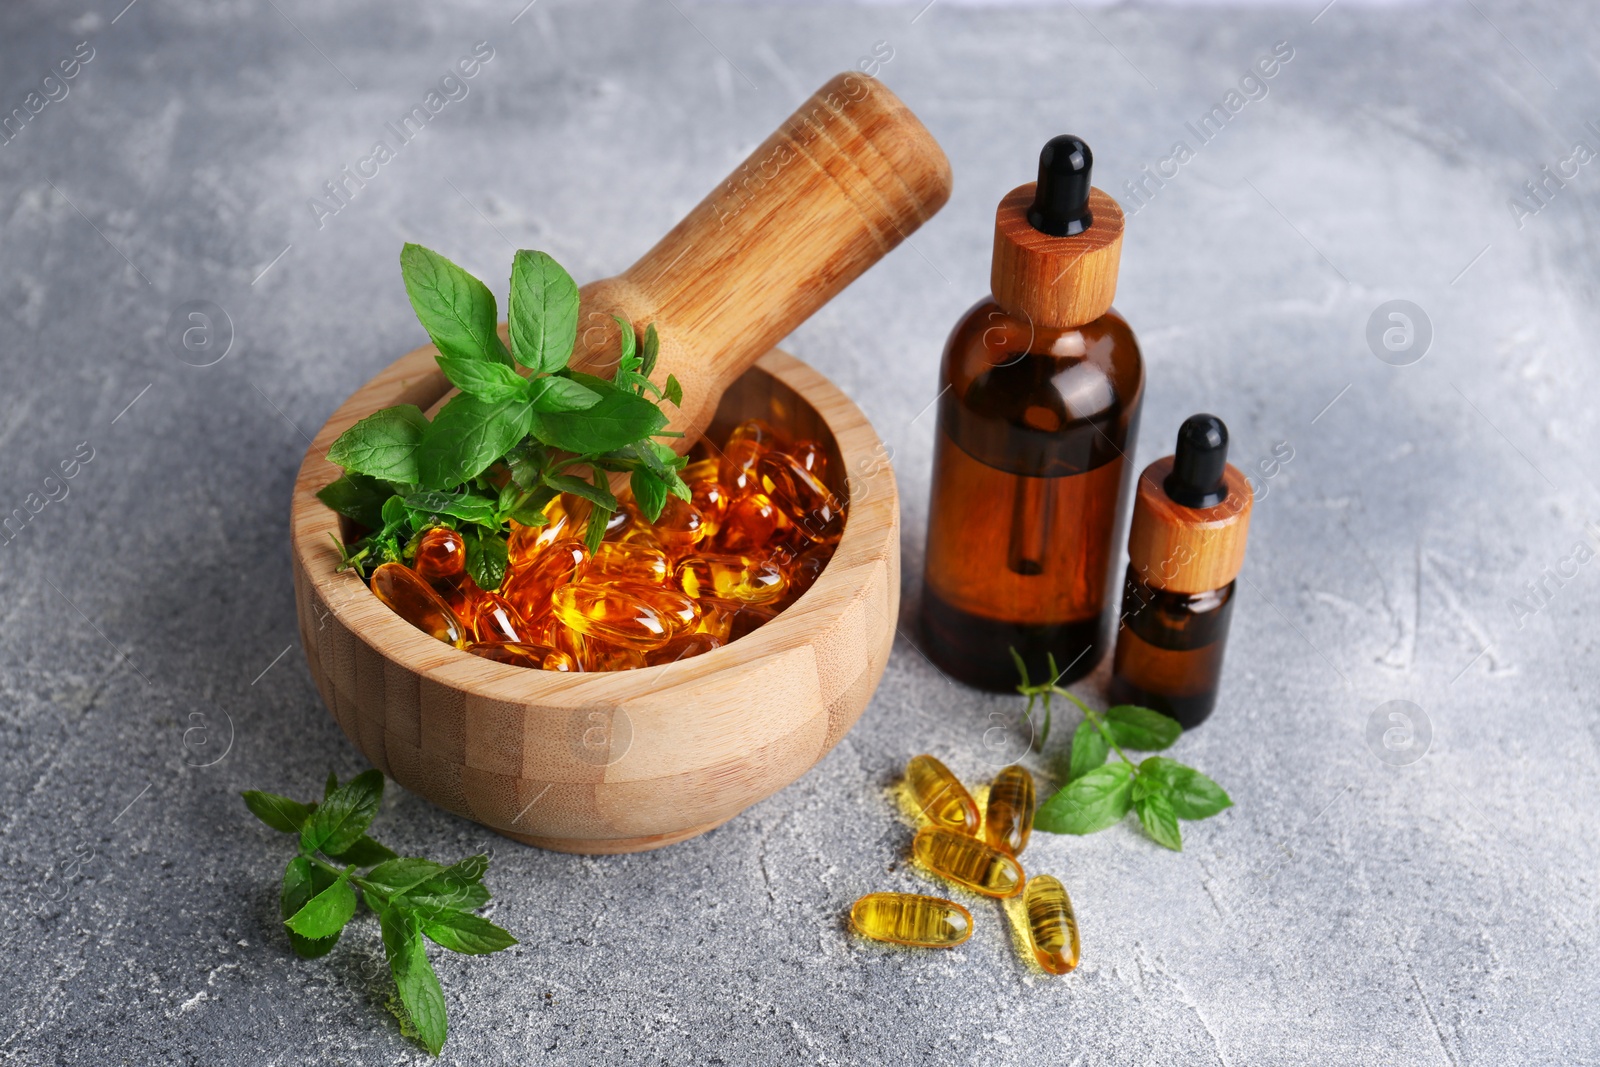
[290,73,951,853]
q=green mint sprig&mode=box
[317,243,690,586]
[1013,651,1232,851]
[242,771,517,1056]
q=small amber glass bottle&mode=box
[1110,414,1253,728]
[920,136,1144,690]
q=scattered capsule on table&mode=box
[588,541,671,585]
[371,562,467,647]
[551,582,675,650]
[466,641,579,671]
[850,892,973,948]
[469,592,530,645]
[984,764,1036,857]
[644,630,723,666]
[1023,875,1081,975]
[911,827,1025,898]
[676,553,787,605]
[501,540,587,621]
[904,755,980,835]
[412,526,466,581]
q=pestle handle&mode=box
[569,72,952,448]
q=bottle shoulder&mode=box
[940,297,1144,425]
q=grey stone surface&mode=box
[1,0,1596,1063]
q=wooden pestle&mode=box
[427,73,951,450]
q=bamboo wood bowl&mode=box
[288,74,947,852]
[291,346,897,853]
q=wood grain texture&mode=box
[1125,456,1253,595]
[555,72,951,451]
[291,348,899,854]
[990,184,1124,329]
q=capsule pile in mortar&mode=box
[366,419,844,671]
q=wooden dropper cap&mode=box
[991,135,1125,329]
[1127,415,1254,595]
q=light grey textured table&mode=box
[2,0,1596,1063]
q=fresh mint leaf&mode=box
[364,858,447,899]
[543,473,616,511]
[242,791,316,834]
[401,855,491,915]
[662,374,682,408]
[526,374,601,414]
[464,528,509,592]
[583,505,612,554]
[1066,719,1108,783]
[324,771,338,798]
[402,490,498,527]
[281,856,341,959]
[508,250,579,374]
[327,405,429,485]
[1103,705,1181,751]
[1135,791,1183,851]
[418,394,532,490]
[400,243,510,367]
[249,767,511,1056]
[285,869,358,939]
[316,474,393,531]
[381,906,449,1055]
[508,486,558,526]
[612,315,637,372]
[1138,757,1232,820]
[630,467,667,523]
[325,835,398,867]
[436,355,528,403]
[302,769,384,856]
[1033,762,1134,835]
[640,322,659,378]
[422,911,518,955]
[528,389,666,455]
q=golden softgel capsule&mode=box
[371,562,466,647]
[912,827,1025,898]
[850,892,972,948]
[904,755,980,835]
[1023,874,1081,975]
[983,764,1035,856]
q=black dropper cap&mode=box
[1164,414,1230,508]
[1026,135,1094,237]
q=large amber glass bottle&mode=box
[920,137,1143,691]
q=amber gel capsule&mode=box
[1024,875,1081,975]
[984,764,1036,856]
[850,892,973,948]
[370,562,466,647]
[912,827,1025,898]
[904,755,980,835]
